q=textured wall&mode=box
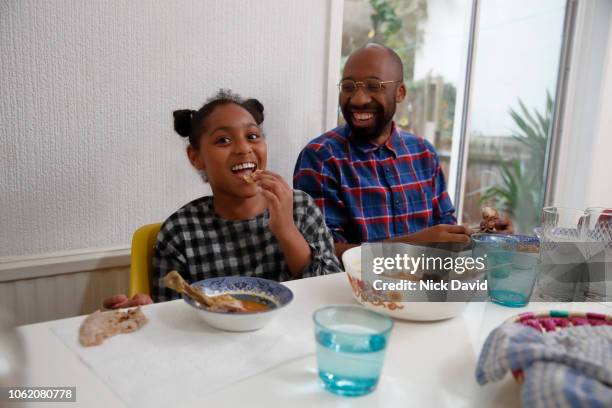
[0,0,335,257]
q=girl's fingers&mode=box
[257,178,286,199]
[260,189,280,209]
[255,173,285,187]
[103,294,128,309]
[253,171,290,189]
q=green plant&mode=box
[369,0,427,80]
[480,92,553,233]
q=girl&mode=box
[152,90,341,302]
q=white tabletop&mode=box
[14,273,612,407]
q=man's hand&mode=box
[396,224,472,244]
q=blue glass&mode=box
[472,234,538,307]
[313,306,393,397]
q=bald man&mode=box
[293,44,471,258]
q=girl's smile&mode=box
[187,103,267,214]
[230,161,258,179]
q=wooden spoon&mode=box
[163,271,246,312]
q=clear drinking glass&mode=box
[538,206,589,301]
[541,206,586,241]
[582,207,612,300]
[313,305,393,397]
[472,234,537,307]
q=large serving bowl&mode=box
[183,276,293,332]
[342,246,470,321]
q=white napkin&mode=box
[51,301,314,408]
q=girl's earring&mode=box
[198,169,208,183]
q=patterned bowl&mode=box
[342,246,470,321]
[183,276,293,332]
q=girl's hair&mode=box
[173,89,264,148]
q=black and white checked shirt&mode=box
[152,190,341,301]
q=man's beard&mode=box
[341,102,395,143]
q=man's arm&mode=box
[333,224,471,259]
[425,139,457,225]
[293,145,350,245]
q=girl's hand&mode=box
[252,170,295,237]
[103,293,153,309]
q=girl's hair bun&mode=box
[173,109,195,137]
[242,98,264,125]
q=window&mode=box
[340,0,570,233]
[341,0,471,179]
[461,0,567,233]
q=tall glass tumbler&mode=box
[583,207,612,300]
[313,305,393,397]
[538,206,588,301]
[471,234,535,307]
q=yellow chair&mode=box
[129,223,162,297]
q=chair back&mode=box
[129,223,162,297]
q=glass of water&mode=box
[472,233,531,306]
[538,206,589,301]
[313,305,393,397]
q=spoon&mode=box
[163,271,246,312]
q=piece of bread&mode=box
[243,169,263,183]
[79,307,148,347]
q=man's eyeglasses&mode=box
[337,79,401,95]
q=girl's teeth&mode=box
[232,163,255,171]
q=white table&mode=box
[14,273,612,407]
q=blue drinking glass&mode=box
[313,305,393,397]
[472,234,537,307]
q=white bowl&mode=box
[183,276,293,332]
[342,245,469,321]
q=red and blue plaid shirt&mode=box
[293,122,456,244]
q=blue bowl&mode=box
[183,276,294,331]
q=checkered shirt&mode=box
[293,122,456,244]
[152,190,341,302]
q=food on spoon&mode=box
[79,307,148,347]
[163,271,247,313]
[479,206,500,233]
[476,206,512,233]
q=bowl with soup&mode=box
[342,245,480,321]
[183,276,293,331]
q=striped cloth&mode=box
[476,322,612,407]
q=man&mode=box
[293,43,472,257]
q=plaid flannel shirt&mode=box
[152,190,341,302]
[293,122,456,244]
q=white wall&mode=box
[0,0,340,260]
